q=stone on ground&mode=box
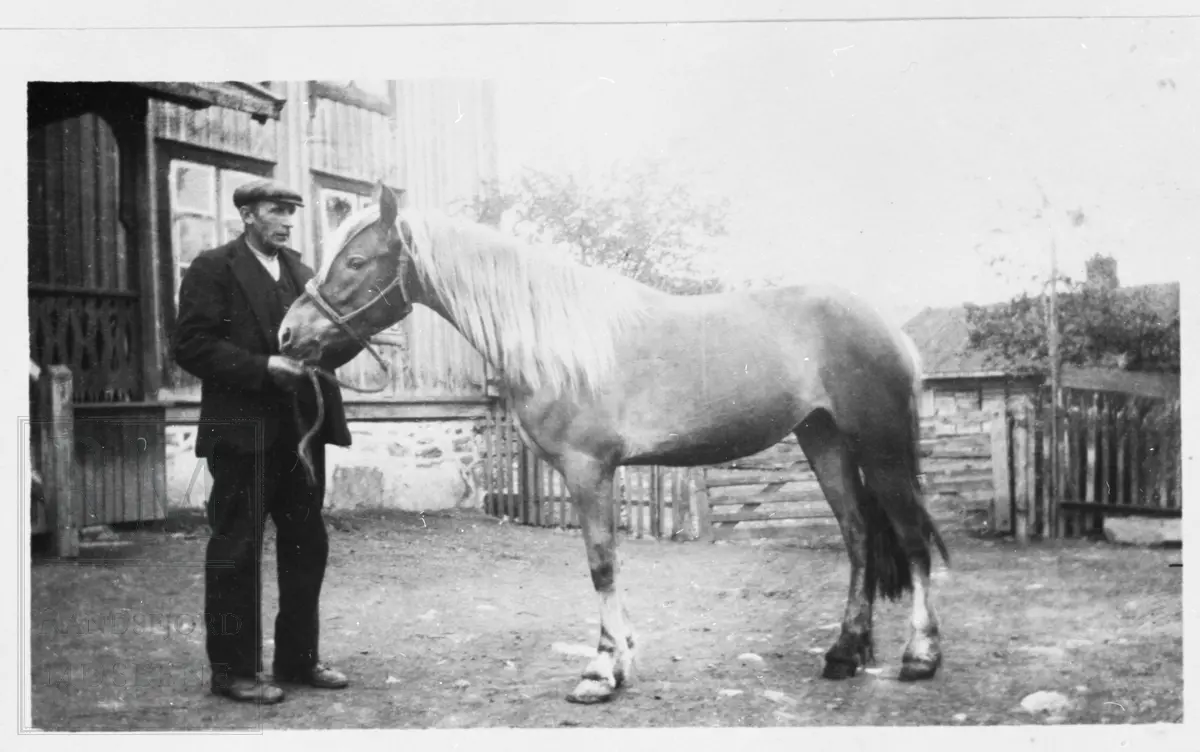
[762,690,796,705]
[1103,516,1181,547]
[1020,690,1073,722]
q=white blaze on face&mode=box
[316,207,379,283]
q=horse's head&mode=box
[279,182,418,369]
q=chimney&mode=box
[1085,254,1119,290]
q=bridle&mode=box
[291,217,416,487]
[301,218,416,392]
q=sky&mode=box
[486,18,1198,324]
[3,7,1196,332]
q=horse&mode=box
[278,183,949,705]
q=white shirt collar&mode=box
[245,238,281,281]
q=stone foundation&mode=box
[165,420,487,513]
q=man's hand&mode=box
[267,355,308,392]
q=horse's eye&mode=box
[346,256,367,270]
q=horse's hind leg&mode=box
[856,460,944,681]
[559,453,635,704]
[898,551,941,680]
[795,412,875,679]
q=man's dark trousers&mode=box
[172,237,352,684]
[205,437,328,680]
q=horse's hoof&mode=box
[566,678,616,704]
[898,658,941,682]
[821,659,858,680]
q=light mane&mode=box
[409,208,654,396]
[322,204,653,395]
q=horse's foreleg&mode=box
[795,415,875,679]
[560,456,635,704]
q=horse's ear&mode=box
[377,181,398,230]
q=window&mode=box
[320,187,376,249]
[168,160,263,301]
[315,186,377,272]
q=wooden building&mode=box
[28,80,500,530]
[902,279,1179,439]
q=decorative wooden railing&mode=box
[29,289,141,403]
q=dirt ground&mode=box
[28,507,1182,730]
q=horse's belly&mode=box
[618,388,803,466]
[623,425,791,467]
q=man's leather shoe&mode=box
[274,662,349,689]
[211,676,286,704]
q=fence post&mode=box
[42,366,79,558]
[671,469,684,541]
[519,442,534,525]
[989,406,1012,536]
[1010,395,1032,544]
[1055,400,1069,539]
[690,469,713,542]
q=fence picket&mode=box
[651,466,663,538]
[1129,400,1142,508]
[504,410,515,521]
[559,462,569,527]
[989,407,1012,535]
[1114,397,1126,508]
[671,469,683,539]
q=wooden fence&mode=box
[480,405,696,539]
[993,377,1182,542]
[693,433,994,542]
[72,405,169,528]
[481,401,996,542]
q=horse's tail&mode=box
[855,328,949,603]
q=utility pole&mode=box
[1046,233,1061,540]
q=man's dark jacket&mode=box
[172,237,352,458]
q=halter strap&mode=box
[300,218,415,391]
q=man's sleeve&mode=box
[172,254,271,391]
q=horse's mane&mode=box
[325,205,654,395]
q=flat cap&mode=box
[232,178,305,209]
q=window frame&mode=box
[310,170,406,272]
[310,171,407,338]
[155,141,274,386]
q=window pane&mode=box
[222,218,244,244]
[175,215,217,265]
[322,188,359,238]
[172,162,215,214]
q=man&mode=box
[173,178,353,704]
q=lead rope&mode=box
[292,355,394,487]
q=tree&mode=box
[461,161,731,295]
[965,252,1179,373]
